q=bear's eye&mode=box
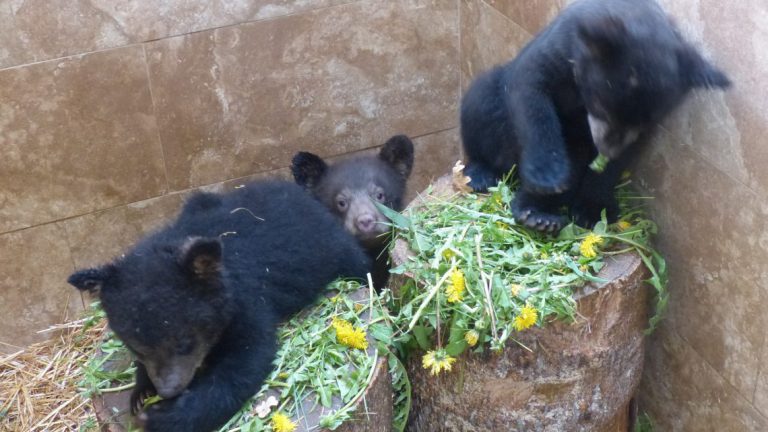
[337,199,348,211]
[375,192,385,202]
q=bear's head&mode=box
[291,135,414,248]
[573,14,731,159]
[68,237,236,399]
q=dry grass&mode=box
[0,318,106,432]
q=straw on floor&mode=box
[0,318,105,432]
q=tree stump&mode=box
[392,176,649,432]
[92,288,392,432]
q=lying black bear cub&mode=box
[291,135,414,290]
[68,181,371,432]
[461,0,730,232]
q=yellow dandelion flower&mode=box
[617,220,632,231]
[510,284,522,297]
[271,412,296,432]
[513,304,538,331]
[579,233,604,258]
[329,295,340,304]
[421,349,457,376]
[331,318,368,350]
[446,267,466,303]
[464,330,479,347]
[579,264,588,273]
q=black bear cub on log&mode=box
[460,0,730,232]
[68,181,370,432]
[291,135,414,290]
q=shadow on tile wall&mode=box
[463,0,768,429]
[0,0,462,352]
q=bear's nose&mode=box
[356,215,376,233]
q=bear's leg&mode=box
[512,190,567,233]
[569,155,629,228]
[460,68,517,193]
[510,90,572,195]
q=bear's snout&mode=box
[355,214,376,233]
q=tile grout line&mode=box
[322,126,461,161]
[0,0,365,74]
[657,124,767,202]
[669,325,768,421]
[477,0,533,38]
[751,326,767,410]
[667,267,767,415]
[658,126,768,207]
[141,44,172,195]
[0,127,461,239]
[52,221,88,315]
[457,0,462,103]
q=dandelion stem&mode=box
[406,270,452,333]
[476,234,498,337]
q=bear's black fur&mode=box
[461,0,730,232]
[68,181,371,432]
[291,135,414,290]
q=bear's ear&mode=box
[577,16,626,62]
[180,237,223,281]
[291,152,328,190]
[677,46,732,89]
[67,266,115,294]
[379,135,414,179]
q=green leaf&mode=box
[374,201,412,230]
[564,259,610,284]
[413,232,433,253]
[412,325,433,350]
[445,339,468,357]
[370,323,393,345]
[556,223,579,240]
[318,384,332,407]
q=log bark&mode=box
[392,176,649,432]
[92,288,392,432]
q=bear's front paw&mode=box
[521,154,571,195]
[570,198,619,229]
[130,384,157,416]
[512,201,566,234]
[138,396,193,432]
[463,162,499,193]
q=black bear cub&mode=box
[291,135,414,290]
[461,0,730,232]
[68,181,370,432]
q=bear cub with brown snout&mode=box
[292,135,415,290]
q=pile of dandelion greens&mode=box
[74,170,667,431]
[377,172,668,373]
[78,279,409,432]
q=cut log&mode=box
[92,287,392,432]
[392,176,649,432]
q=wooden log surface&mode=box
[92,287,392,432]
[392,176,650,432]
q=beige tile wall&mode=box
[467,0,768,428]
[0,0,462,351]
